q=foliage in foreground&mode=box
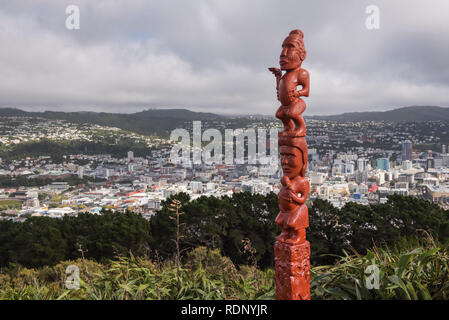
[1,238,448,300]
[312,236,449,300]
[0,247,275,300]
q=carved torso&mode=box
[278,68,309,106]
[278,186,298,212]
[278,176,309,213]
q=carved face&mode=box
[280,146,303,179]
[279,36,304,70]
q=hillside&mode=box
[1,106,448,138]
[0,108,223,137]
[307,106,449,122]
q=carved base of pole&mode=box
[274,240,310,300]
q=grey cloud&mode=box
[0,0,448,115]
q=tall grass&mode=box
[0,248,275,300]
[311,235,449,300]
[1,238,448,300]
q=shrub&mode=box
[311,236,449,300]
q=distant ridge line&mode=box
[306,106,449,122]
[0,107,223,137]
[0,106,447,135]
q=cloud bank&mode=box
[0,0,448,115]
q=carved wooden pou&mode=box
[269,29,310,300]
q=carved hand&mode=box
[268,67,282,79]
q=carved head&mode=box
[279,136,308,178]
[280,29,306,71]
[280,145,307,179]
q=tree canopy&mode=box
[1,193,448,268]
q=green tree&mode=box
[8,217,67,267]
[308,199,347,265]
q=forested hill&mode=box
[2,105,448,136]
[307,106,449,122]
[0,108,223,137]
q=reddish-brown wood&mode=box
[269,29,311,300]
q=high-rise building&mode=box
[355,171,368,184]
[128,151,134,161]
[442,144,447,154]
[333,159,344,174]
[77,166,84,179]
[401,140,413,161]
[376,158,390,171]
[345,162,355,174]
[357,158,366,172]
[426,158,435,170]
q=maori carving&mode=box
[269,29,311,300]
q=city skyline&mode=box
[2,115,449,220]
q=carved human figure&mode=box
[275,145,309,245]
[269,29,310,136]
[271,28,311,300]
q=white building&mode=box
[190,181,203,193]
[357,158,366,172]
[46,207,76,218]
[310,172,326,185]
[402,160,412,170]
[77,166,84,179]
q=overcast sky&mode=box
[0,0,448,115]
